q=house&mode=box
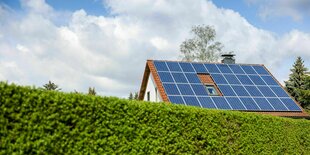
[138,55,309,118]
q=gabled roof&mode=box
[139,60,309,118]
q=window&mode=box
[147,91,150,101]
[205,85,218,96]
[155,87,158,102]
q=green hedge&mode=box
[1,82,310,154]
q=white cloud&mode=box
[246,0,310,21]
[0,0,310,97]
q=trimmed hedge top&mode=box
[1,82,310,154]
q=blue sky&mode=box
[0,0,309,97]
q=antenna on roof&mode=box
[221,52,235,64]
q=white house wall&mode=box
[143,73,162,102]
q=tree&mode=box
[128,92,139,100]
[285,57,308,103]
[180,25,223,62]
[88,87,96,96]
[43,81,61,91]
[298,76,310,108]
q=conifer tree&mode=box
[43,81,61,91]
[88,87,96,96]
[285,57,308,102]
[128,92,133,100]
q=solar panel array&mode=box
[154,60,302,112]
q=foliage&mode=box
[285,57,308,104]
[43,80,61,91]
[180,25,223,62]
[88,87,96,96]
[1,82,310,154]
[298,76,310,108]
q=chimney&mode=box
[221,54,235,64]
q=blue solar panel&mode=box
[211,97,231,109]
[185,73,201,83]
[217,64,232,73]
[177,84,195,95]
[280,98,301,111]
[204,64,220,73]
[225,97,246,110]
[198,97,217,109]
[267,98,288,111]
[261,76,278,85]
[224,74,241,84]
[244,86,263,97]
[168,96,185,105]
[191,84,208,96]
[154,61,169,71]
[270,86,289,97]
[229,65,245,74]
[218,85,236,96]
[211,74,228,84]
[257,86,277,97]
[183,96,201,107]
[253,98,274,111]
[155,60,302,113]
[172,73,188,83]
[166,62,182,72]
[158,72,174,82]
[192,63,207,73]
[240,97,260,110]
[179,62,195,72]
[231,86,250,96]
[236,75,254,85]
[241,65,257,74]
[163,84,180,95]
[248,75,266,85]
[252,66,269,75]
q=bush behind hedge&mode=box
[1,82,310,154]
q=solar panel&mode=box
[229,65,245,74]
[192,63,208,73]
[158,72,174,82]
[168,96,185,105]
[204,64,220,73]
[240,97,260,110]
[244,86,263,97]
[172,73,188,83]
[231,85,250,96]
[154,61,169,71]
[163,84,180,95]
[183,96,201,107]
[211,97,231,110]
[185,73,201,83]
[224,74,241,84]
[225,97,246,110]
[267,98,288,111]
[191,84,208,96]
[217,64,233,73]
[179,62,195,72]
[198,97,217,109]
[241,65,257,74]
[211,74,228,84]
[177,84,194,95]
[166,62,182,72]
[218,85,236,96]
[154,60,302,112]
[252,66,269,75]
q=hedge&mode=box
[1,82,310,154]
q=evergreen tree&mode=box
[180,25,223,62]
[285,57,308,102]
[134,92,139,100]
[43,81,61,91]
[298,76,310,108]
[128,92,133,100]
[88,87,96,96]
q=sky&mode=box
[0,0,310,97]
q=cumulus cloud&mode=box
[0,0,310,97]
[246,0,310,21]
